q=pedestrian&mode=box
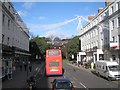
[28,61,30,64]
[91,62,94,69]
[24,63,27,71]
[29,64,32,72]
[81,61,83,66]
[13,66,16,71]
[13,61,16,71]
[20,64,22,71]
[78,61,81,67]
[19,61,23,71]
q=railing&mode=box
[93,46,98,50]
[110,41,117,43]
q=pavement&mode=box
[67,62,94,73]
[2,61,44,89]
[67,62,120,85]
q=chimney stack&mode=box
[88,16,94,20]
[105,0,111,6]
[98,8,104,13]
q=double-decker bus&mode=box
[45,49,63,76]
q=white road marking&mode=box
[79,82,89,90]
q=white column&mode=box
[77,54,79,64]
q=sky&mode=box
[12,1,105,39]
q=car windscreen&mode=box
[56,82,72,89]
[108,65,120,71]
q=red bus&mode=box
[45,49,63,76]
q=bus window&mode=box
[48,50,60,56]
[49,62,59,67]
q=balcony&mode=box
[93,46,98,51]
[110,41,119,49]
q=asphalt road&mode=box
[63,63,119,89]
[2,61,120,90]
[35,62,120,90]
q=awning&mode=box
[15,51,31,56]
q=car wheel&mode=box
[62,68,65,75]
[108,76,111,81]
[97,72,100,77]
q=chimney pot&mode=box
[105,0,111,6]
[98,8,104,13]
[88,16,94,20]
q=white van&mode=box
[95,60,120,81]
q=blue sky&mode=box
[12,2,105,39]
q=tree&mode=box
[53,37,61,42]
[66,36,80,61]
[30,36,54,59]
[29,41,41,60]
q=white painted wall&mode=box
[0,3,2,44]
[79,0,120,62]
[2,2,29,51]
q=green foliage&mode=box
[66,36,80,60]
[30,36,54,55]
[30,36,80,61]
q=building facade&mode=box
[78,0,120,64]
[0,1,30,78]
[108,0,120,62]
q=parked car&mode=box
[72,60,77,65]
[51,78,75,90]
[95,60,120,81]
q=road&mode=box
[36,62,119,90]
[2,61,120,90]
[63,63,119,89]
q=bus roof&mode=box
[46,49,61,51]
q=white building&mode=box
[108,1,120,62]
[78,0,120,63]
[0,1,30,78]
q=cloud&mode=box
[44,28,72,39]
[39,16,45,20]
[28,24,72,39]
[22,2,34,9]
[18,11,28,16]
[27,17,77,39]
[28,17,77,31]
